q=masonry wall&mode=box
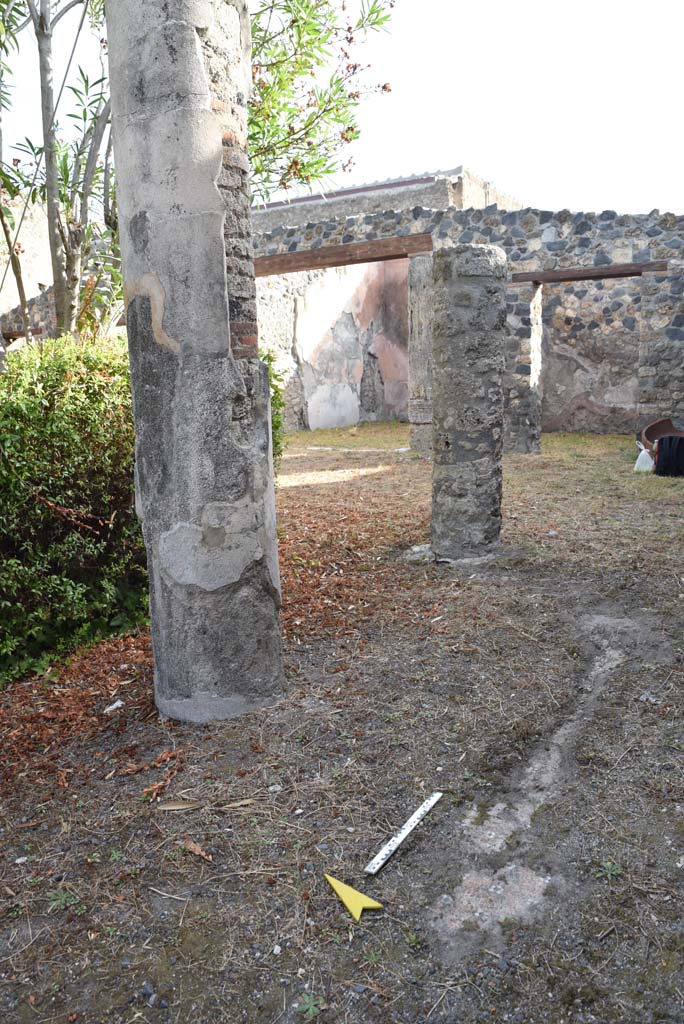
[639,269,684,426]
[541,278,641,432]
[1,286,56,340]
[505,283,542,450]
[253,168,523,236]
[254,205,684,277]
[0,199,52,319]
[254,204,684,434]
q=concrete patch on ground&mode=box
[458,609,670,857]
[430,865,552,950]
[427,609,672,965]
[462,641,626,855]
[462,798,538,853]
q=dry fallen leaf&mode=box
[183,837,213,863]
[143,779,171,801]
[157,800,204,812]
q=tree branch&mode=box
[25,0,39,29]
[79,96,109,228]
[3,0,34,34]
[0,199,32,340]
[3,0,21,21]
[52,0,84,29]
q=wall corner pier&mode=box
[107,0,284,722]
[430,244,507,561]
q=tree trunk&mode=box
[107,0,284,722]
[0,202,32,342]
[34,14,69,335]
[64,230,82,337]
[0,62,33,345]
[0,65,4,164]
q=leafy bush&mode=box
[262,348,286,470]
[0,337,147,684]
[0,338,286,684]
[0,338,287,684]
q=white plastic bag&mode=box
[634,441,655,473]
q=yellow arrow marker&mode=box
[325,874,383,923]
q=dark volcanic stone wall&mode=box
[541,278,641,433]
[254,204,684,436]
[505,283,542,451]
[640,270,684,426]
[253,206,684,274]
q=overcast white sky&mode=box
[5,0,684,214]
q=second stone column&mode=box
[431,244,507,560]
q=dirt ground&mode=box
[1,424,683,1024]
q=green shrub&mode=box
[0,338,286,685]
[0,337,147,684]
[262,348,285,470]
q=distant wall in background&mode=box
[0,200,52,319]
[256,260,408,431]
[541,278,641,433]
[255,203,684,435]
[5,174,682,436]
[254,168,521,432]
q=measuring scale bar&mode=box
[364,792,443,875]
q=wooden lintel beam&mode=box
[2,327,43,341]
[510,260,668,285]
[254,232,433,278]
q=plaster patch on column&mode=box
[159,498,264,591]
[125,273,180,353]
[187,1,216,32]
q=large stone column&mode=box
[503,283,542,453]
[431,244,507,560]
[638,269,684,429]
[107,0,284,722]
[408,254,433,455]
